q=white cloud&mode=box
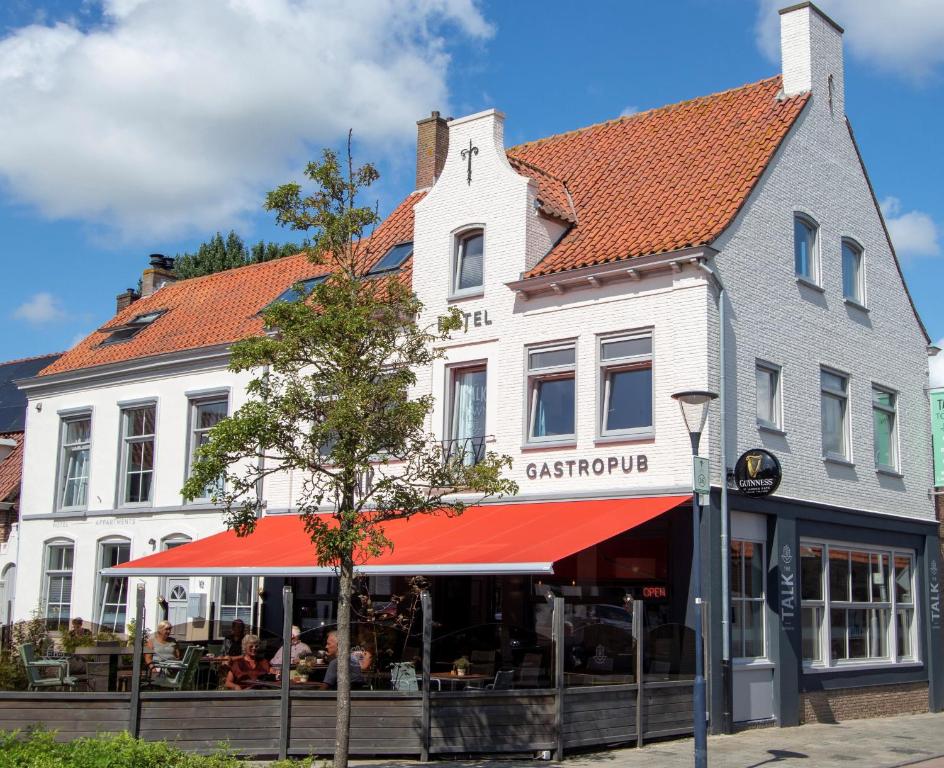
[755,0,944,80]
[0,0,492,240]
[931,338,944,389]
[880,197,941,259]
[13,292,67,324]
[619,105,639,118]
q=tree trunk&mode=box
[334,544,355,768]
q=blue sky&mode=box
[2,0,942,380]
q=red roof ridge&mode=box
[508,75,785,153]
[0,351,63,366]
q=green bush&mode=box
[0,730,311,767]
[0,650,28,691]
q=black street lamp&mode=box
[672,389,717,768]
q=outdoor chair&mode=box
[390,662,440,691]
[486,669,515,690]
[147,645,204,691]
[20,643,79,691]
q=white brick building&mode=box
[11,2,941,729]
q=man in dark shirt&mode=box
[322,630,365,688]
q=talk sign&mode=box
[779,544,796,631]
[931,556,941,633]
[931,391,944,487]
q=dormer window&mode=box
[368,242,413,275]
[99,309,166,346]
[271,275,327,306]
[453,229,484,296]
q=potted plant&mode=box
[452,655,470,677]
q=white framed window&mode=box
[452,229,484,296]
[96,538,130,633]
[42,540,74,630]
[872,386,898,471]
[599,333,653,437]
[800,541,917,668]
[527,344,576,443]
[755,361,782,430]
[219,575,255,627]
[794,213,820,283]
[447,365,488,465]
[187,396,228,500]
[57,413,91,510]
[119,403,156,505]
[842,239,864,304]
[731,539,767,660]
[821,368,849,460]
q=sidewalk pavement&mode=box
[343,712,944,768]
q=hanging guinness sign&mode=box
[733,449,782,497]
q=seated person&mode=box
[68,617,93,639]
[222,618,247,657]
[319,630,365,689]
[144,620,180,670]
[271,625,312,677]
[225,635,272,690]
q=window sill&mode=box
[823,455,854,468]
[733,659,774,670]
[876,467,904,479]
[521,439,577,452]
[118,502,154,510]
[803,660,922,674]
[757,423,786,436]
[594,431,655,446]
[843,297,869,313]
[796,276,825,293]
[447,289,484,303]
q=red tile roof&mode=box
[0,432,23,502]
[40,193,424,377]
[507,76,808,277]
[41,76,808,377]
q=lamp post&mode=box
[672,389,717,768]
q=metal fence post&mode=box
[278,585,293,760]
[128,583,146,737]
[420,589,432,762]
[553,596,565,761]
[633,599,644,748]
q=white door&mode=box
[0,565,15,625]
[166,578,189,631]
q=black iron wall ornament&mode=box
[460,139,478,185]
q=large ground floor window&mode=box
[800,540,917,668]
[218,575,255,630]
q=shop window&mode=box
[842,239,864,304]
[527,344,576,442]
[219,575,255,627]
[119,403,156,505]
[599,333,653,437]
[731,540,766,659]
[452,229,484,295]
[187,396,228,500]
[57,413,91,510]
[821,368,849,460]
[755,362,781,430]
[43,540,74,630]
[446,365,487,465]
[800,541,916,668]
[97,538,130,633]
[872,386,898,471]
[794,213,819,283]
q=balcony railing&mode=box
[441,435,489,466]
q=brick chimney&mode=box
[115,288,140,314]
[415,111,450,190]
[780,2,845,115]
[141,253,176,298]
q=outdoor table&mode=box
[430,671,491,690]
[72,646,129,691]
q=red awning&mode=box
[106,495,689,577]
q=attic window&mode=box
[271,275,327,305]
[99,309,167,346]
[367,242,413,275]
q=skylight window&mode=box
[272,275,328,305]
[98,309,166,346]
[367,242,413,275]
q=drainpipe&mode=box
[696,258,732,734]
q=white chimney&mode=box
[780,2,845,115]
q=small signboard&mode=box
[733,449,782,497]
[931,390,944,487]
[692,456,710,494]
